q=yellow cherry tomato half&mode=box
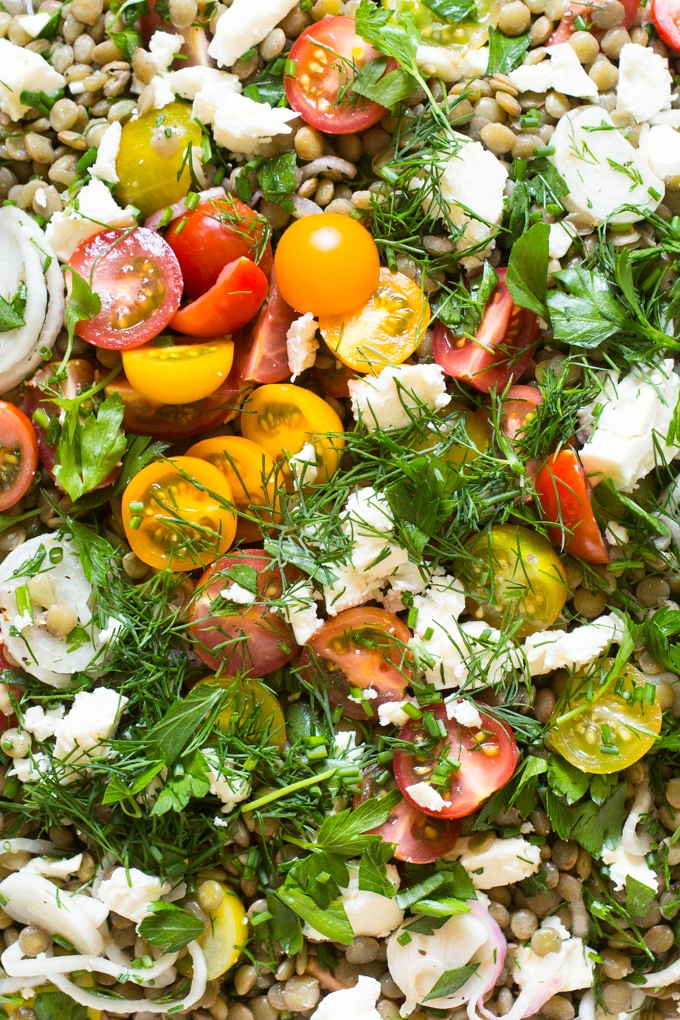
[550,659,662,774]
[176,883,247,980]
[319,269,431,373]
[122,339,234,405]
[410,403,491,474]
[241,383,345,485]
[274,213,380,317]
[187,435,278,543]
[122,457,236,571]
[197,676,287,750]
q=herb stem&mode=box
[242,768,337,812]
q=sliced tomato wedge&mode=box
[232,281,296,385]
[284,17,393,135]
[535,447,609,565]
[500,385,543,440]
[652,0,680,50]
[548,0,639,42]
[393,704,518,819]
[0,403,38,511]
[70,228,183,350]
[433,269,539,394]
[170,257,269,338]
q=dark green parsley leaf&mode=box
[352,57,418,107]
[147,683,226,766]
[138,902,205,953]
[506,221,549,318]
[222,563,259,595]
[412,897,470,917]
[151,749,211,816]
[359,839,396,897]
[314,789,401,855]
[0,282,27,333]
[474,755,547,829]
[546,268,626,348]
[115,434,171,493]
[625,875,656,920]
[243,73,287,106]
[570,782,627,856]
[643,607,680,673]
[275,887,354,944]
[34,991,86,1020]
[62,267,101,369]
[590,773,619,806]
[396,872,448,910]
[547,753,590,805]
[486,28,529,75]
[434,262,498,337]
[109,28,143,61]
[355,0,420,78]
[257,153,296,210]
[65,518,115,587]
[421,0,478,21]
[266,893,303,956]
[404,914,449,935]
[423,964,479,1002]
[53,392,127,502]
[437,860,476,901]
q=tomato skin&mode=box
[548,0,638,42]
[500,385,543,440]
[233,282,296,385]
[300,607,413,720]
[106,372,244,441]
[0,402,38,512]
[122,340,234,404]
[433,270,539,393]
[70,228,183,350]
[166,197,272,300]
[190,552,298,677]
[652,0,680,51]
[394,705,518,819]
[312,359,358,400]
[170,257,269,338]
[535,447,609,565]
[284,18,390,134]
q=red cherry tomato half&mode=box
[548,0,638,43]
[166,197,272,300]
[433,270,539,394]
[233,281,296,385]
[189,551,298,677]
[299,607,413,721]
[393,704,518,819]
[0,402,38,512]
[652,0,680,51]
[284,17,392,134]
[170,257,269,338]
[535,447,609,565]
[500,385,543,440]
[312,359,359,400]
[70,228,183,350]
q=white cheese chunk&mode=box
[445,698,482,728]
[577,358,680,491]
[523,613,624,676]
[407,781,450,812]
[90,120,122,185]
[641,123,680,181]
[288,442,318,487]
[95,867,170,923]
[282,580,323,645]
[17,12,53,38]
[437,134,507,259]
[549,220,576,259]
[45,179,136,263]
[306,865,403,942]
[287,313,319,381]
[53,688,128,766]
[220,581,257,604]
[148,29,183,73]
[311,976,381,1020]
[146,73,176,109]
[550,106,663,225]
[601,840,659,893]
[203,753,251,812]
[451,836,542,888]
[348,363,451,431]
[377,700,412,727]
[21,853,83,878]
[22,704,65,742]
[616,43,672,123]
[0,39,65,121]
[166,65,241,101]
[512,937,594,999]
[208,0,299,68]
[193,87,297,154]
[509,43,597,98]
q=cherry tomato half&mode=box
[500,385,543,441]
[652,0,680,51]
[274,214,380,318]
[186,436,278,543]
[196,676,287,752]
[319,269,431,373]
[241,383,344,485]
[122,339,234,405]
[409,403,491,476]
[0,403,38,511]
[312,356,358,400]
[466,524,568,637]
[551,659,662,774]
[394,704,518,819]
[122,456,236,571]
[190,552,298,679]
[170,257,269,338]
[232,281,296,386]
[284,17,391,134]
[548,0,639,43]
[167,197,272,300]
[433,270,539,393]
[70,228,183,350]
[535,447,609,565]
[300,607,413,720]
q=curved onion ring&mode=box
[0,839,60,854]
[299,157,357,182]
[1,939,178,986]
[144,187,226,230]
[290,195,323,218]
[465,900,507,1020]
[621,781,654,856]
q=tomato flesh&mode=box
[70,228,183,350]
[500,385,543,440]
[535,447,609,565]
[433,270,539,393]
[0,402,38,511]
[122,340,234,405]
[393,704,518,819]
[653,0,680,51]
[233,281,297,385]
[106,372,244,440]
[167,197,272,300]
[549,0,639,42]
[284,17,390,134]
[170,257,269,338]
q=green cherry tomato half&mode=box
[550,658,663,774]
[465,524,568,637]
[115,101,201,217]
[409,403,491,475]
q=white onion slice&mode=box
[465,900,507,1020]
[0,873,108,956]
[143,187,226,230]
[0,975,46,994]
[2,939,178,986]
[291,196,322,218]
[0,838,60,854]
[621,782,654,856]
[49,940,207,1014]
[299,157,357,181]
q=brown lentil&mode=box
[569,30,600,62]
[510,909,538,940]
[644,924,675,953]
[601,25,631,57]
[530,927,562,956]
[542,996,575,1020]
[497,0,532,34]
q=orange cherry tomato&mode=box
[535,447,609,565]
[170,257,269,338]
[500,385,543,440]
[106,372,245,440]
[122,339,234,404]
[319,269,431,373]
[186,436,278,543]
[0,403,38,511]
[274,213,380,317]
[122,457,236,571]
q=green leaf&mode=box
[314,789,401,855]
[547,754,590,805]
[643,607,680,672]
[421,0,478,19]
[590,773,618,806]
[266,893,303,956]
[404,914,449,935]
[359,840,396,897]
[542,788,574,841]
[486,27,529,75]
[434,262,498,337]
[138,902,205,953]
[275,887,354,944]
[34,991,86,1020]
[222,563,259,594]
[151,749,212,816]
[257,153,296,209]
[571,782,627,856]
[147,684,226,766]
[506,221,549,318]
[625,875,656,920]
[66,519,115,587]
[352,60,418,108]
[36,9,61,38]
[115,434,170,493]
[355,0,419,78]
[547,268,627,348]
[109,28,143,61]
[396,872,447,910]
[412,897,470,917]
[437,860,476,901]
[0,509,40,536]
[243,73,287,106]
[54,392,127,503]
[423,964,479,1002]
[59,268,101,373]
[0,282,26,333]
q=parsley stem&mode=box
[242,768,337,813]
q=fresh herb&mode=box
[625,876,656,919]
[351,57,418,109]
[358,840,397,897]
[34,991,86,1020]
[256,153,297,210]
[53,392,128,503]
[0,282,26,333]
[61,268,101,372]
[109,28,143,61]
[423,965,479,1002]
[434,262,498,337]
[486,27,530,75]
[137,902,205,954]
[151,750,212,816]
[19,88,63,116]
[546,268,628,348]
[147,682,227,767]
[643,607,680,672]
[421,0,478,21]
[506,221,549,318]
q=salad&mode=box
[2,0,680,1019]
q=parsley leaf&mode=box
[61,268,101,372]
[359,839,396,897]
[474,755,548,829]
[151,749,211,816]
[547,753,590,805]
[434,262,498,337]
[486,27,530,74]
[423,964,480,1002]
[0,282,27,333]
[570,781,627,856]
[275,887,354,944]
[257,153,296,211]
[352,58,418,108]
[355,0,420,80]
[421,0,478,20]
[34,991,86,1020]
[396,872,448,909]
[147,683,227,766]
[643,607,680,672]
[625,876,656,920]
[314,788,401,854]
[266,893,303,956]
[506,221,549,318]
[546,268,626,348]
[137,902,205,953]
[109,28,143,61]
[53,392,128,503]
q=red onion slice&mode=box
[465,899,508,1020]
[291,195,323,218]
[144,187,226,230]
[299,157,358,182]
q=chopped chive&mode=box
[397,931,412,946]
[159,206,173,227]
[402,702,423,720]
[285,58,298,77]
[128,501,145,514]
[533,145,555,157]
[127,515,143,530]
[184,191,200,211]
[49,547,63,564]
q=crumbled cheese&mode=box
[9,752,50,783]
[617,43,672,123]
[45,179,136,263]
[204,754,251,813]
[377,700,412,727]
[509,43,597,98]
[512,936,594,996]
[282,581,323,645]
[641,123,680,181]
[208,0,299,68]
[97,616,125,646]
[0,684,13,717]
[95,867,170,923]
[453,836,542,888]
[377,560,431,614]
[90,121,122,185]
[348,363,451,431]
[146,74,176,109]
[166,65,241,101]
[577,358,680,491]
[333,730,363,760]
[12,612,33,634]
[343,486,394,536]
[349,687,378,703]
[53,688,128,764]
[437,134,507,261]
[289,442,319,487]
[549,221,576,260]
[287,313,319,381]
[523,613,624,676]
[17,12,52,37]
[193,88,297,155]
[605,521,629,545]
[22,704,65,742]
[541,915,571,941]
[21,854,83,878]
[406,781,450,813]
[445,698,482,729]
[148,29,183,73]
[601,840,659,893]
[0,39,66,121]
[220,582,257,604]
[311,976,381,1020]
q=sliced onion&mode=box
[299,157,357,182]
[291,195,322,218]
[0,838,60,854]
[2,939,178,986]
[0,975,46,994]
[144,187,226,230]
[466,900,507,1020]
[621,781,653,856]
[50,940,207,1014]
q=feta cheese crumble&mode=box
[616,43,672,123]
[22,704,65,742]
[166,66,241,101]
[445,698,482,728]
[193,89,297,155]
[203,754,251,813]
[523,613,624,676]
[281,581,323,645]
[53,688,129,766]
[208,0,299,68]
[406,781,450,813]
[348,363,451,431]
[640,123,680,181]
[509,43,598,98]
[451,836,542,888]
[90,121,122,185]
[95,867,170,923]
[220,582,257,605]
[0,39,66,121]
[311,976,382,1020]
[437,134,508,263]
[288,442,319,487]
[306,864,403,942]
[45,179,136,263]
[377,700,412,727]
[287,313,319,381]
[148,30,183,73]
[601,840,659,893]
